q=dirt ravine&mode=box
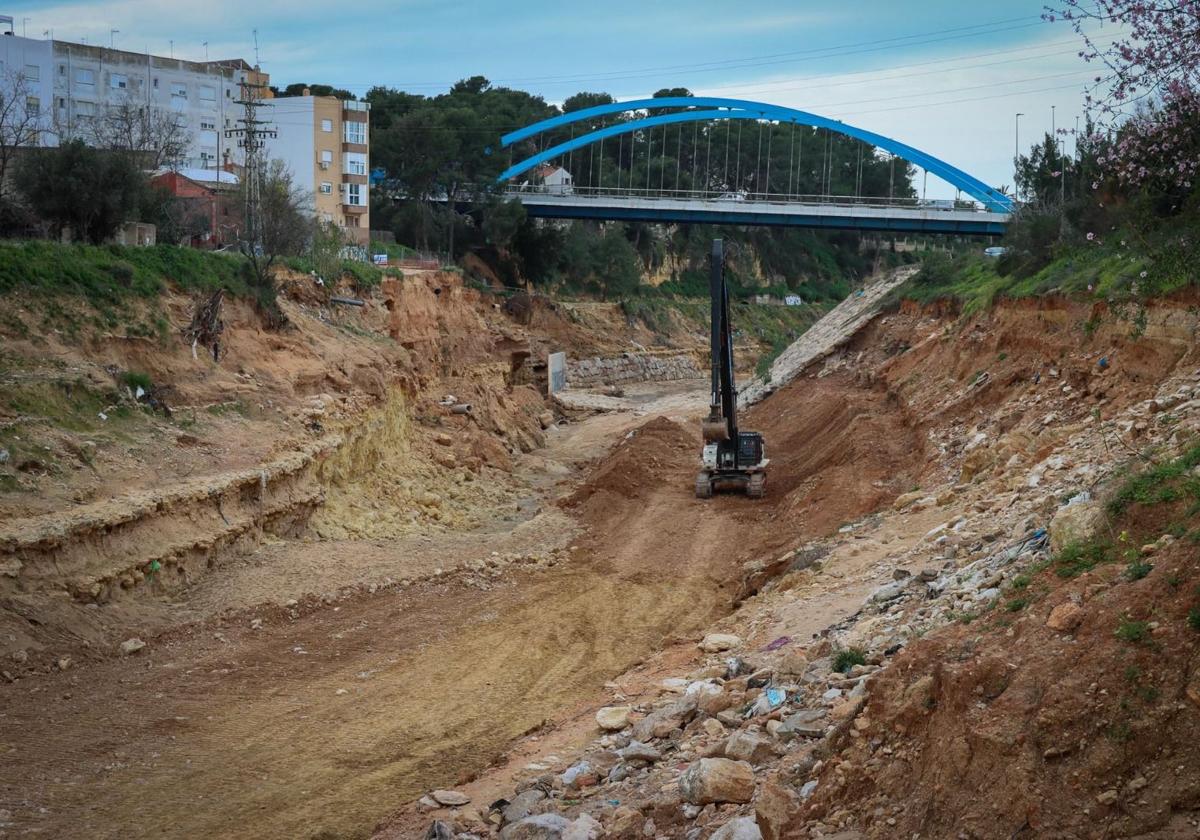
[0,362,920,840]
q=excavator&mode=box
[695,239,768,499]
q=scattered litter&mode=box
[765,687,786,708]
[98,412,108,421]
[762,636,792,652]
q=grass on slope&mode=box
[0,241,251,304]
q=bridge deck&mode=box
[508,193,1009,235]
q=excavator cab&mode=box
[695,239,768,499]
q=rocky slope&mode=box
[385,291,1200,840]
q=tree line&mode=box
[363,80,918,298]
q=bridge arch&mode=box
[498,96,1011,213]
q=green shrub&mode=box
[1125,560,1153,581]
[833,648,867,674]
[119,371,153,392]
[1115,617,1149,643]
[1055,539,1115,578]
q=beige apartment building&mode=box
[265,93,370,244]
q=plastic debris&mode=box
[761,636,792,652]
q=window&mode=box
[343,182,365,206]
[319,182,333,194]
[153,77,159,89]
[319,149,333,168]
[321,118,333,133]
[200,120,216,131]
[110,73,128,90]
[171,82,187,99]
[343,120,366,145]
[76,101,96,117]
[344,152,367,176]
[23,64,39,82]
[26,97,39,117]
[75,68,95,86]
[58,64,66,76]
[199,84,216,102]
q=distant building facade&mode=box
[263,94,370,244]
[0,26,369,245]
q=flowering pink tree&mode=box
[1048,1,1200,190]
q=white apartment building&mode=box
[49,42,259,169]
[0,25,370,243]
[0,27,54,144]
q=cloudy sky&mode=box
[5,0,1108,197]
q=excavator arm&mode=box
[704,238,739,445]
[696,238,767,498]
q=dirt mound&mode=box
[747,374,926,535]
[799,542,1200,839]
[563,416,696,509]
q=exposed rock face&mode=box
[678,758,755,805]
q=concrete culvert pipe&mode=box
[450,403,473,415]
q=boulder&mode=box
[430,789,470,807]
[699,633,742,653]
[501,789,546,824]
[755,780,800,840]
[618,740,662,763]
[1049,501,1105,553]
[709,816,763,840]
[595,705,632,731]
[120,637,146,656]
[776,710,826,740]
[632,695,697,741]
[778,650,809,677]
[1045,600,1084,633]
[723,731,774,765]
[891,490,924,511]
[499,813,572,840]
[678,757,755,805]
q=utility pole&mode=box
[1014,113,1024,202]
[226,70,276,253]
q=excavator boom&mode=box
[695,239,768,498]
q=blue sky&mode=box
[6,0,1102,196]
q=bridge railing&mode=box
[499,184,993,213]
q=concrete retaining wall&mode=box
[566,351,702,387]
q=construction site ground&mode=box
[3,267,1200,840]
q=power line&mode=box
[329,15,1056,91]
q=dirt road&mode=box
[0,376,922,839]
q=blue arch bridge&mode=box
[494,97,1012,236]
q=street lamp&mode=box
[1015,113,1024,202]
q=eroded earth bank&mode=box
[3,268,1199,840]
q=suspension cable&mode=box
[787,120,795,198]
[755,118,763,197]
[765,121,773,197]
[705,121,713,197]
[675,123,682,192]
[734,121,742,192]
